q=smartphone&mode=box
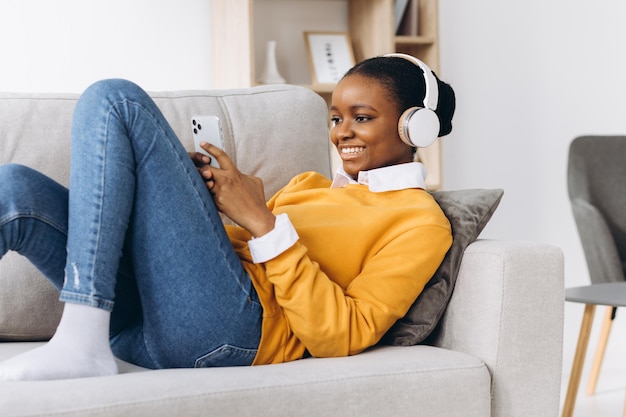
[191,115,224,168]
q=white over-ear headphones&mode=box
[384,53,440,148]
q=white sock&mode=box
[0,303,118,381]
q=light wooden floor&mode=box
[561,302,626,417]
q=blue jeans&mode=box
[0,79,262,369]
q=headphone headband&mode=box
[384,53,438,111]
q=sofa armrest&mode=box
[433,239,564,417]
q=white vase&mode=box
[258,41,286,84]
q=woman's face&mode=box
[329,74,414,179]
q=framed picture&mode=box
[304,31,356,85]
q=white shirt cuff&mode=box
[248,213,299,264]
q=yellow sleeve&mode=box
[263,223,452,357]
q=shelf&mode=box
[210,0,443,190]
[394,35,435,46]
[252,83,336,95]
[308,84,336,94]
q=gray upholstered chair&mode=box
[567,135,626,394]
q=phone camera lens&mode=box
[197,123,202,130]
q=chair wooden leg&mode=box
[586,306,615,395]
[562,304,596,417]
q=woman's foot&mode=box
[0,338,118,381]
[0,303,118,381]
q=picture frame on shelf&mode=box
[304,31,355,86]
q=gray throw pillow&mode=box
[382,188,504,345]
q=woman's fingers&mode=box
[200,143,235,171]
[188,151,211,167]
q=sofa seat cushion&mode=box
[0,343,490,417]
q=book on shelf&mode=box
[394,0,410,34]
[395,0,419,36]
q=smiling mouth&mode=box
[341,146,365,155]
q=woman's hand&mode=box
[188,151,211,167]
[194,142,276,237]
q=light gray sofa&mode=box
[0,84,564,417]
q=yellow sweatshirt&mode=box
[225,171,452,365]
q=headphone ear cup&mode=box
[397,106,440,148]
[397,107,418,147]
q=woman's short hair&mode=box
[342,56,456,137]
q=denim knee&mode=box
[0,163,68,220]
[0,163,69,281]
[80,78,148,106]
[0,164,40,197]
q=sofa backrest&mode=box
[0,83,332,197]
[0,83,332,340]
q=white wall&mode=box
[439,0,626,288]
[0,0,212,93]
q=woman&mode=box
[0,54,455,380]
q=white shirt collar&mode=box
[330,162,428,192]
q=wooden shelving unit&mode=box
[210,0,442,189]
